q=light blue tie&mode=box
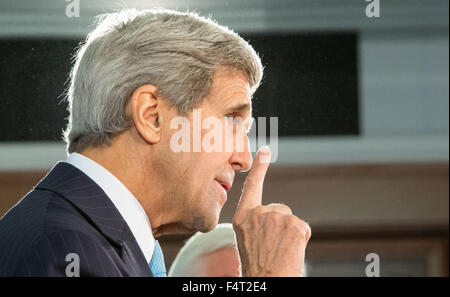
[149,240,166,277]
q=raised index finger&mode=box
[235,146,271,217]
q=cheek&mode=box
[196,153,227,178]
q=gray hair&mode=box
[168,223,237,277]
[63,8,263,153]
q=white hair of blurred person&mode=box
[168,223,240,277]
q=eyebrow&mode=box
[225,103,251,113]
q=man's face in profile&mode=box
[154,68,253,233]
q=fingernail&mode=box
[259,146,271,163]
[259,146,270,154]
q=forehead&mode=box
[206,68,252,110]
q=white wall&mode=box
[0,0,448,169]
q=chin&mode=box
[193,189,223,232]
[195,208,221,233]
[198,215,220,233]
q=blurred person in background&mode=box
[169,223,241,277]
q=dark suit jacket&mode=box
[0,161,153,277]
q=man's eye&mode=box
[224,113,234,118]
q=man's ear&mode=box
[130,84,162,144]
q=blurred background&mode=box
[0,0,448,276]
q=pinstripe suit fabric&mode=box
[0,162,153,277]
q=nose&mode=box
[230,136,252,172]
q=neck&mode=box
[79,132,191,238]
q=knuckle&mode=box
[281,205,292,215]
[306,224,312,241]
[265,211,283,224]
[252,205,265,216]
[268,203,292,214]
[286,216,311,239]
[286,215,299,226]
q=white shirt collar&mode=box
[65,152,155,263]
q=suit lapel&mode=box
[36,161,153,276]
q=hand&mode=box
[232,146,311,277]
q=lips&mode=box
[215,179,231,192]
